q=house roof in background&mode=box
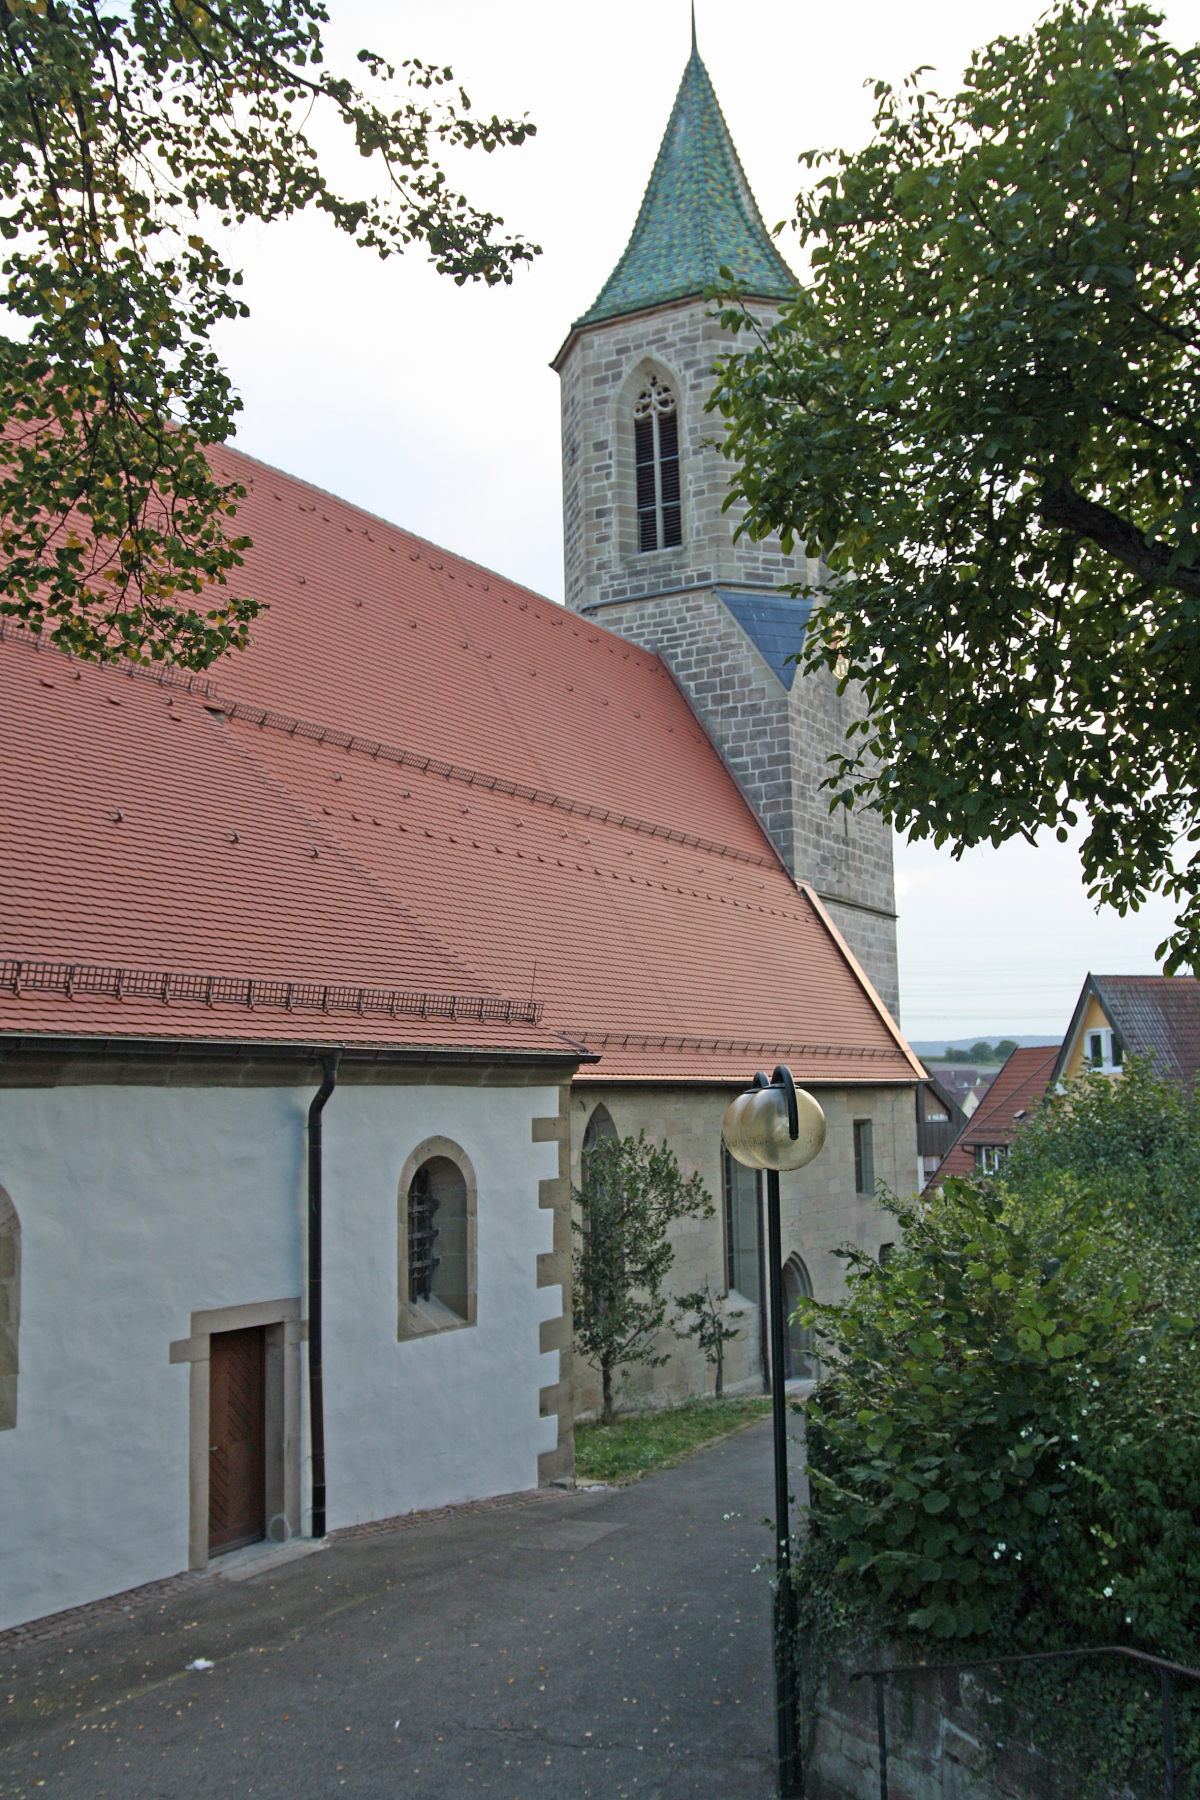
[564,46,795,339]
[0,443,921,1088]
[932,1045,1060,1184]
[1054,974,1200,1094]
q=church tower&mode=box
[552,34,901,1019]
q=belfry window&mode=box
[634,376,682,552]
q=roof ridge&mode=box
[212,442,560,608]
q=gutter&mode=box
[307,1050,341,1539]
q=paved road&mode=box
[1,1418,784,1799]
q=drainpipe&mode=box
[307,1049,341,1539]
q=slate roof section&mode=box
[716,589,812,691]
[931,1045,1060,1184]
[1054,974,1200,1094]
[571,46,796,333]
[0,442,923,1089]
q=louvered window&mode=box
[633,376,682,553]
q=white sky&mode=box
[205,0,1198,1041]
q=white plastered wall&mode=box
[0,1076,561,1631]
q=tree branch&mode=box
[1039,478,1200,595]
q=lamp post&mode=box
[723,1065,826,1800]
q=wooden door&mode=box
[208,1326,266,1555]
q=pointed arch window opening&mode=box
[634,377,682,553]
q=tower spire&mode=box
[564,43,794,336]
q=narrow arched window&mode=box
[634,376,682,552]
[0,1184,19,1430]
[782,1255,816,1381]
[581,1103,618,1204]
[722,1140,761,1304]
[407,1156,469,1321]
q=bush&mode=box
[800,1063,1200,1653]
[796,1063,1200,1792]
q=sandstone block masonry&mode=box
[555,297,900,1020]
[567,1082,916,1419]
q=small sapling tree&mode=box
[572,1131,712,1424]
[673,1279,743,1398]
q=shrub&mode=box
[800,1062,1200,1655]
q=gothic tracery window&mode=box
[634,376,682,552]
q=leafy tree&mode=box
[968,1040,997,1064]
[0,0,537,667]
[995,1040,1020,1060]
[673,1278,743,1398]
[572,1130,712,1425]
[709,1,1200,973]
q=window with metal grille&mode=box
[853,1119,875,1196]
[633,376,682,552]
[407,1156,469,1318]
[407,1164,440,1303]
[722,1141,761,1304]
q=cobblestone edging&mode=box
[0,1485,582,1656]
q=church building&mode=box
[0,39,919,1632]
[553,38,900,1019]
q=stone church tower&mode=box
[552,35,901,1019]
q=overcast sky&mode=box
[205,0,1197,1042]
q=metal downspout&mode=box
[307,1050,341,1539]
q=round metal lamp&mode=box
[722,1065,825,1800]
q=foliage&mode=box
[574,1395,770,1485]
[708,1,1200,973]
[796,1061,1200,1790]
[0,0,537,667]
[572,1130,712,1425]
[673,1278,744,1398]
[1004,1055,1200,1238]
[801,1065,1200,1640]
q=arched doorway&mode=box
[782,1255,817,1380]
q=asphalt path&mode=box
[1,1416,784,1800]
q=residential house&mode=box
[932,1046,1061,1183]
[1053,974,1200,1093]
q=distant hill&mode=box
[911,1035,1061,1060]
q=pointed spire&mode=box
[571,46,794,332]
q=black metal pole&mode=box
[756,1170,770,1394]
[307,1049,341,1540]
[766,1163,801,1797]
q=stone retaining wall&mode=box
[803,1656,1086,1800]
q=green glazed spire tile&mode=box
[574,46,795,330]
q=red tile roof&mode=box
[0,444,923,1085]
[932,1045,1060,1183]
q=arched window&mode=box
[722,1140,761,1304]
[634,375,682,553]
[581,1103,617,1197]
[407,1156,469,1322]
[782,1254,817,1381]
[0,1184,19,1430]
